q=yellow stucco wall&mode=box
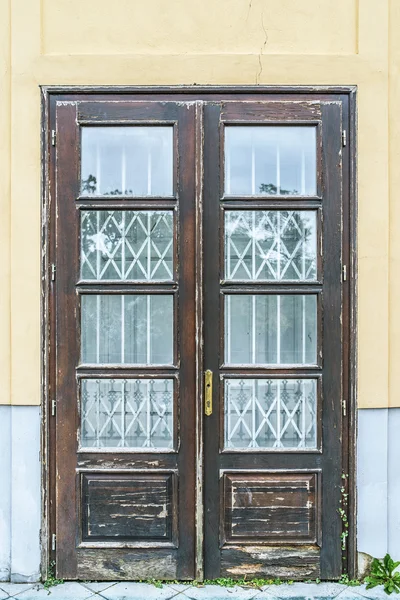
[0,0,397,408]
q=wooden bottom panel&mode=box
[220,545,320,580]
[76,549,178,580]
[222,472,319,545]
[81,472,177,545]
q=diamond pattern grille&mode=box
[225,210,317,281]
[81,378,174,449]
[224,378,317,449]
[81,210,173,281]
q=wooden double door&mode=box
[45,91,353,581]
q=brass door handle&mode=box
[205,370,212,416]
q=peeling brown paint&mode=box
[221,545,320,580]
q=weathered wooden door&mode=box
[52,100,197,580]
[202,100,346,581]
[46,91,352,581]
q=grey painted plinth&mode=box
[0,407,41,583]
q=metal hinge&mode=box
[51,263,56,281]
[51,399,56,416]
[342,130,347,147]
[51,129,56,146]
[51,534,56,551]
[342,399,347,417]
[342,265,347,281]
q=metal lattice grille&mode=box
[224,378,317,449]
[81,210,174,281]
[225,210,317,281]
[81,378,174,449]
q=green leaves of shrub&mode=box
[365,554,400,595]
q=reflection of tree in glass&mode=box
[104,188,133,196]
[81,174,97,194]
[280,212,312,245]
[230,211,312,245]
[81,211,173,281]
[81,174,133,195]
[259,183,299,195]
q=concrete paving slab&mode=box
[0,584,36,598]
[15,582,93,599]
[256,583,347,599]
[0,581,394,600]
[166,583,192,593]
[181,584,260,600]
[254,590,354,600]
[99,582,179,600]
[345,584,396,600]
[167,584,193,593]
[335,591,373,600]
[81,582,118,594]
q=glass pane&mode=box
[81,378,174,449]
[225,126,317,196]
[225,210,317,281]
[81,127,173,197]
[81,295,173,365]
[224,378,317,449]
[81,210,174,281]
[224,294,317,365]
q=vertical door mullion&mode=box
[319,101,343,579]
[54,102,80,578]
[203,102,223,578]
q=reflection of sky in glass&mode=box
[224,294,317,365]
[81,127,174,197]
[81,294,173,365]
[225,126,317,196]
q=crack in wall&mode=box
[256,12,268,84]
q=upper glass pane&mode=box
[81,127,174,197]
[225,210,317,281]
[81,210,174,281]
[81,294,173,365]
[224,126,317,196]
[224,294,317,366]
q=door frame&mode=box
[41,85,357,580]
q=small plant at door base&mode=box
[146,578,295,589]
[144,578,164,588]
[181,578,293,588]
[365,554,400,595]
[338,573,362,586]
[43,560,64,591]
